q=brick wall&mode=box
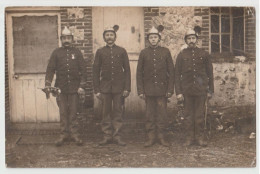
[194,7,210,52]
[60,7,94,110]
[244,7,256,60]
[144,7,159,47]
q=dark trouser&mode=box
[101,93,123,139]
[56,93,79,138]
[183,95,206,140]
[145,96,167,140]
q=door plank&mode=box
[92,7,105,53]
[125,60,145,116]
[35,79,48,122]
[47,95,60,122]
[12,80,25,122]
[23,79,37,122]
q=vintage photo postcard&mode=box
[2,1,258,174]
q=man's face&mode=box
[186,35,197,48]
[61,35,73,47]
[148,34,160,46]
[104,31,116,45]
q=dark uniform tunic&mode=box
[137,46,174,96]
[93,44,131,139]
[175,47,214,140]
[93,44,131,94]
[45,46,87,138]
[136,46,174,140]
[175,47,214,96]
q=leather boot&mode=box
[113,137,126,146]
[159,138,170,147]
[99,137,112,146]
[144,139,155,147]
[55,135,68,147]
[197,137,208,147]
[71,136,83,146]
[183,138,194,146]
[144,133,155,147]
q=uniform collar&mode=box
[106,44,116,48]
[187,46,198,50]
[149,45,160,49]
[62,46,73,50]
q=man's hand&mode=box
[177,94,184,102]
[43,86,51,99]
[122,90,130,98]
[207,93,213,100]
[96,93,102,100]
[78,88,85,102]
[77,88,85,95]
[166,93,173,98]
[139,94,145,100]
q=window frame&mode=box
[209,7,233,54]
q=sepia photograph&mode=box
[3,2,257,172]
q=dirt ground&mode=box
[5,105,256,168]
[6,130,256,168]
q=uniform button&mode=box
[68,75,70,77]
[112,62,114,63]
[154,64,156,66]
[192,54,194,56]
[194,81,195,84]
[153,59,156,61]
[67,64,69,66]
[193,59,195,61]
[194,64,195,66]
[194,69,196,71]
[154,50,155,51]
[112,67,114,68]
[155,82,157,84]
[68,81,70,83]
[194,75,196,77]
[154,54,155,55]
[112,56,114,58]
[155,76,157,77]
[112,72,114,74]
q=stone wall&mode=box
[149,7,202,62]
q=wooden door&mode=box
[92,7,145,116]
[7,12,61,122]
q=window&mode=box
[210,7,245,56]
[210,7,231,53]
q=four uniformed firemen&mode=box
[45,25,213,147]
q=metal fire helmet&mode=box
[60,26,73,38]
[184,26,201,41]
[147,25,164,39]
[103,25,119,37]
